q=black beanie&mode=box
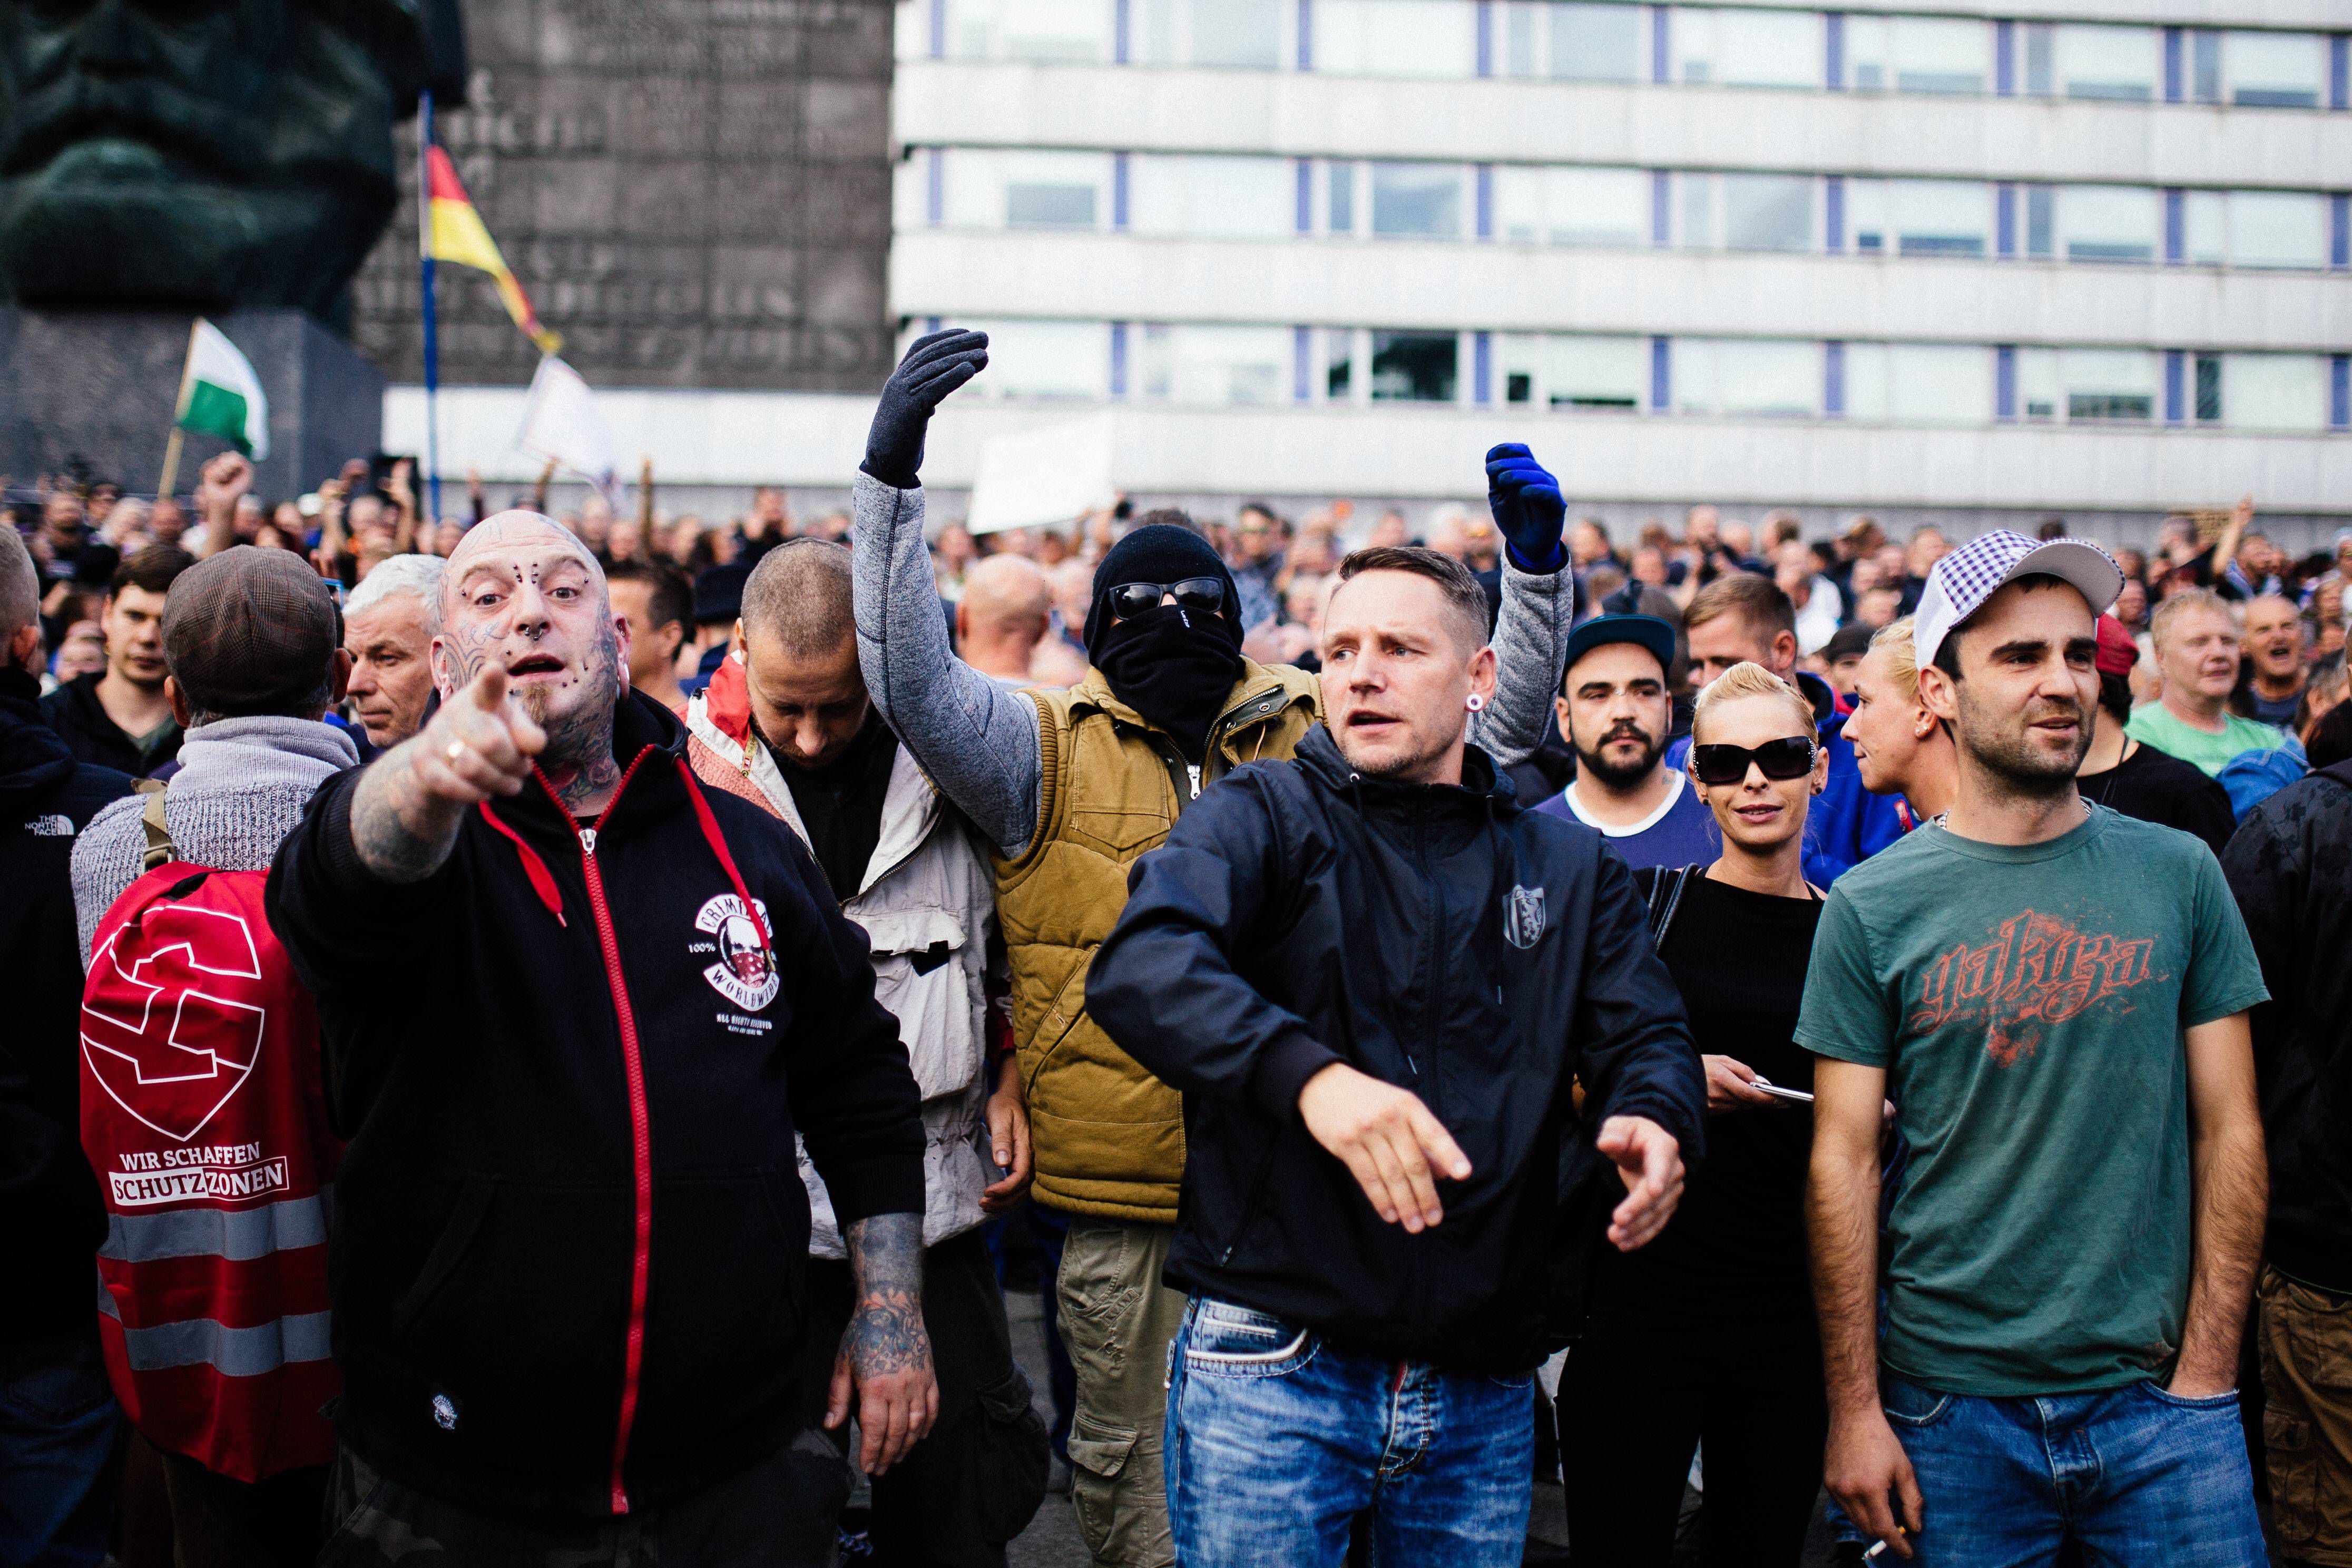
[1086,524,1240,664]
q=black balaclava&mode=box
[1087,524,1245,763]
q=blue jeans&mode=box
[1164,1297,1532,1568]
[0,1330,123,1568]
[1880,1373,2265,1566]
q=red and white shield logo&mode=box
[81,903,268,1143]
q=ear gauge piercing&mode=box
[1466,694,1487,712]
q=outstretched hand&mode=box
[1596,1114,1683,1251]
[1298,1062,1472,1233]
[1484,444,1567,572]
[863,328,990,489]
[410,665,546,807]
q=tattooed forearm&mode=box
[842,1212,930,1378]
[351,739,471,883]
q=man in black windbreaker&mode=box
[1089,546,1704,1568]
[267,512,931,1564]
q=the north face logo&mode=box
[1503,885,1546,950]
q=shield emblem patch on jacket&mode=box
[1503,885,1546,950]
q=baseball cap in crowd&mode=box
[1913,530,2123,677]
[693,561,751,627]
[1562,614,1677,681]
[1822,622,1876,666]
[161,545,342,717]
[2094,614,2140,677]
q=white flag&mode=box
[516,356,617,502]
[175,319,270,461]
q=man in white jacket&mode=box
[684,539,1047,1566]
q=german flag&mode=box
[423,146,561,354]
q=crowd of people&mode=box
[3,324,2349,1568]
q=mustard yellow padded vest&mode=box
[997,659,1323,1223]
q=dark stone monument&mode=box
[349,0,897,395]
[0,309,387,501]
[0,0,463,490]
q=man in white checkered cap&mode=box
[1799,530,2273,1563]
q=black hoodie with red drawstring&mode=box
[266,691,923,1519]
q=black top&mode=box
[2222,763,2352,1293]
[2080,739,2238,858]
[775,709,899,902]
[1089,725,1705,1371]
[1589,873,1823,1327]
[37,670,181,779]
[267,692,923,1517]
[0,669,133,1345]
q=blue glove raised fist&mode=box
[862,328,990,490]
[1483,444,1567,573]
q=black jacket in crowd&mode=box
[0,669,133,1347]
[1089,725,1705,1374]
[267,693,924,1517]
[2221,758,2352,1296]
[39,670,182,778]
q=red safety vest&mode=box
[79,788,341,1483]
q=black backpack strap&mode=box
[1634,861,1700,949]
[134,778,175,873]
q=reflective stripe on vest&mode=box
[96,1287,333,1375]
[98,1189,332,1265]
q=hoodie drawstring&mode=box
[475,753,775,964]
[478,801,567,926]
[675,757,775,959]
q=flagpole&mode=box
[418,90,444,528]
[156,317,201,498]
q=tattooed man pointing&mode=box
[268,512,934,1563]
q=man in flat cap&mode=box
[69,544,358,1561]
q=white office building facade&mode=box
[389,0,2349,543]
[877,0,2350,542]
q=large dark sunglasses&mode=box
[1109,577,1226,619]
[1692,737,1817,787]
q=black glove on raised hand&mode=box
[861,328,990,489]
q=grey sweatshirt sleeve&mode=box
[1469,559,1573,768]
[852,472,1045,858]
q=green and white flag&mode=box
[174,319,270,460]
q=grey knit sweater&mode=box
[73,716,360,963]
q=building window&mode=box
[1843,344,1995,425]
[953,319,1112,399]
[1671,338,1818,417]
[1313,0,1477,78]
[1128,154,1297,240]
[2223,354,2328,430]
[1326,328,1355,400]
[2059,187,2160,264]
[1550,2,1644,82]
[1370,163,1464,239]
[1370,331,1458,401]
[1007,182,1099,228]
[2191,30,2223,102]
[1673,6,1820,89]
[1491,165,1649,248]
[1329,162,1357,235]
[1890,180,1991,257]
[2226,192,2329,269]
[1848,14,1991,94]
[2052,24,2160,101]
[2022,23,2055,95]
[1137,324,1292,404]
[1132,0,1284,68]
[1546,334,1648,409]
[1721,174,1814,252]
[2223,31,2325,109]
[2060,350,2159,422]
[938,149,1113,230]
[939,0,1114,62]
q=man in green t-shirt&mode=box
[2125,589,2288,777]
[1802,531,2270,1564]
